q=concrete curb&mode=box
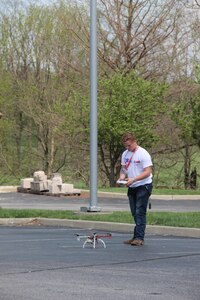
[96,191,200,200]
[0,186,18,193]
[0,218,199,238]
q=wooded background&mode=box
[0,0,200,189]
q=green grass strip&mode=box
[0,208,200,228]
[98,187,200,195]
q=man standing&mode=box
[118,132,153,246]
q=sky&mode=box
[28,0,86,5]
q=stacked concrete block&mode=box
[20,171,81,195]
[46,180,52,190]
[20,178,33,189]
[30,181,48,192]
[30,171,49,192]
[49,184,61,194]
[33,171,47,182]
[73,188,81,194]
[52,173,63,185]
[49,173,62,194]
[61,183,74,194]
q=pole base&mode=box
[87,206,101,212]
[80,206,101,212]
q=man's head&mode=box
[122,132,137,151]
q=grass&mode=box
[0,208,200,228]
[97,187,200,195]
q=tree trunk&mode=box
[184,145,190,189]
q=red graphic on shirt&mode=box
[125,147,138,169]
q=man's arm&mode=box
[126,166,152,187]
[118,165,127,181]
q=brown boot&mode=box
[123,238,135,245]
[131,239,144,246]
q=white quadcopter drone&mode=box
[75,232,112,249]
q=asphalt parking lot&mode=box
[0,225,200,300]
[1,191,200,212]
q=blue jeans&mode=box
[127,183,152,240]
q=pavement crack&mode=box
[1,252,200,276]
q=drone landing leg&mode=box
[98,238,106,248]
[83,238,93,248]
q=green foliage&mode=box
[171,98,195,142]
[97,71,167,186]
[191,65,200,145]
[192,95,200,146]
[98,71,167,148]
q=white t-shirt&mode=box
[121,146,153,188]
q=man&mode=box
[118,132,153,246]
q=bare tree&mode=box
[195,0,200,7]
[95,0,186,78]
[0,1,90,177]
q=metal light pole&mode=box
[81,0,100,212]
[88,0,100,212]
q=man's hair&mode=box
[121,132,136,143]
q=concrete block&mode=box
[61,184,74,194]
[49,183,62,194]
[31,181,48,192]
[73,188,81,194]
[30,182,36,190]
[20,178,33,189]
[33,171,47,182]
[46,180,52,189]
[52,173,62,185]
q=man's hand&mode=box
[116,178,128,185]
[126,178,135,187]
